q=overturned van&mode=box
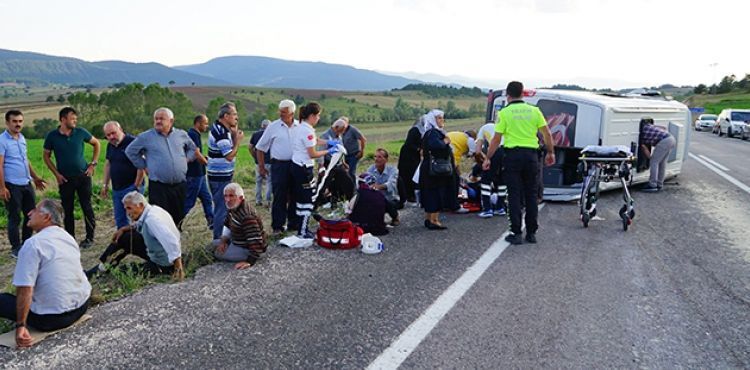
[485,89,691,201]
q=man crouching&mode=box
[87,191,184,280]
[211,183,267,270]
[0,199,91,348]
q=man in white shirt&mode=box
[0,199,91,348]
[87,191,184,279]
[254,100,300,235]
[475,122,507,218]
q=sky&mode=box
[1,0,746,89]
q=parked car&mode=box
[715,109,750,139]
[694,114,717,131]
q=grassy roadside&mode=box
[0,117,481,334]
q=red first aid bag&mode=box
[316,219,364,250]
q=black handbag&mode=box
[429,157,453,177]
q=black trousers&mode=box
[97,230,175,276]
[290,163,315,235]
[503,148,539,235]
[59,174,95,240]
[481,149,505,211]
[0,293,88,332]
[270,160,298,231]
[149,180,186,229]
[385,199,399,220]
[4,182,36,251]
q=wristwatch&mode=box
[89,161,98,166]
[14,322,26,329]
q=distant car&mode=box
[694,114,717,131]
[715,109,750,139]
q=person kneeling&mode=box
[211,183,267,270]
[87,191,184,280]
[0,199,91,348]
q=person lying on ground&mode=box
[86,191,184,280]
[210,183,267,270]
[0,199,91,348]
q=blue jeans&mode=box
[209,179,231,240]
[112,184,145,229]
[345,154,360,179]
[185,175,214,223]
[255,164,273,204]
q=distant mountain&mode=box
[176,56,421,91]
[0,49,229,86]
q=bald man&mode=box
[100,121,145,229]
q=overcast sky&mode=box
[2,0,746,89]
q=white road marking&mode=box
[367,204,546,370]
[689,153,750,195]
[697,154,730,171]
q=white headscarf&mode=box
[421,109,445,137]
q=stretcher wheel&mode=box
[581,213,590,228]
[629,209,635,219]
[619,205,632,231]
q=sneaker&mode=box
[455,206,470,214]
[640,185,660,193]
[272,228,285,236]
[493,208,507,216]
[504,233,523,245]
[79,238,94,249]
[85,265,105,280]
[298,231,316,240]
[525,233,537,244]
[207,219,214,231]
[478,210,494,218]
[390,217,400,227]
[10,249,19,259]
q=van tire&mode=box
[727,127,733,138]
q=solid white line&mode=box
[689,153,750,195]
[697,154,730,172]
[367,204,546,370]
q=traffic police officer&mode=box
[484,81,555,245]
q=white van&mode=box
[485,89,691,201]
[714,108,750,139]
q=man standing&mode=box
[184,114,214,229]
[0,110,47,257]
[255,100,299,235]
[366,148,400,226]
[484,81,555,245]
[207,103,244,239]
[475,122,506,218]
[43,107,100,248]
[639,118,676,193]
[100,121,145,230]
[125,107,196,228]
[87,191,184,279]
[249,119,272,207]
[0,199,91,348]
[211,183,267,270]
[337,117,367,178]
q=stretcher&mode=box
[577,145,636,231]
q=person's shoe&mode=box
[79,238,94,249]
[505,233,523,245]
[640,185,660,193]
[207,219,214,231]
[390,217,400,227]
[272,228,285,236]
[455,206,470,214]
[85,264,105,279]
[10,249,19,259]
[493,208,507,216]
[298,231,316,240]
[478,210,494,218]
[525,233,537,244]
[425,220,446,230]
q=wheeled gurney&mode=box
[577,145,636,231]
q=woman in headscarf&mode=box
[397,116,426,204]
[418,109,458,230]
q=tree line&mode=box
[693,74,750,95]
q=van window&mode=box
[537,99,578,147]
[730,112,750,121]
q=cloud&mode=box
[534,0,577,13]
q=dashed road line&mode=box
[689,152,750,195]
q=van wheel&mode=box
[727,127,733,138]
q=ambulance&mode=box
[485,89,692,201]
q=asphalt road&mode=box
[1,130,749,369]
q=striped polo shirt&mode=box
[207,121,235,182]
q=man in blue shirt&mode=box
[42,107,101,249]
[0,110,47,257]
[125,107,197,228]
[366,148,400,226]
[207,102,244,239]
[100,121,145,229]
[184,114,214,229]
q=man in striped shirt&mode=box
[208,102,245,239]
[212,183,267,270]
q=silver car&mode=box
[694,114,717,131]
[715,109,750,139]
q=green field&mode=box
[685,92,750,114]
